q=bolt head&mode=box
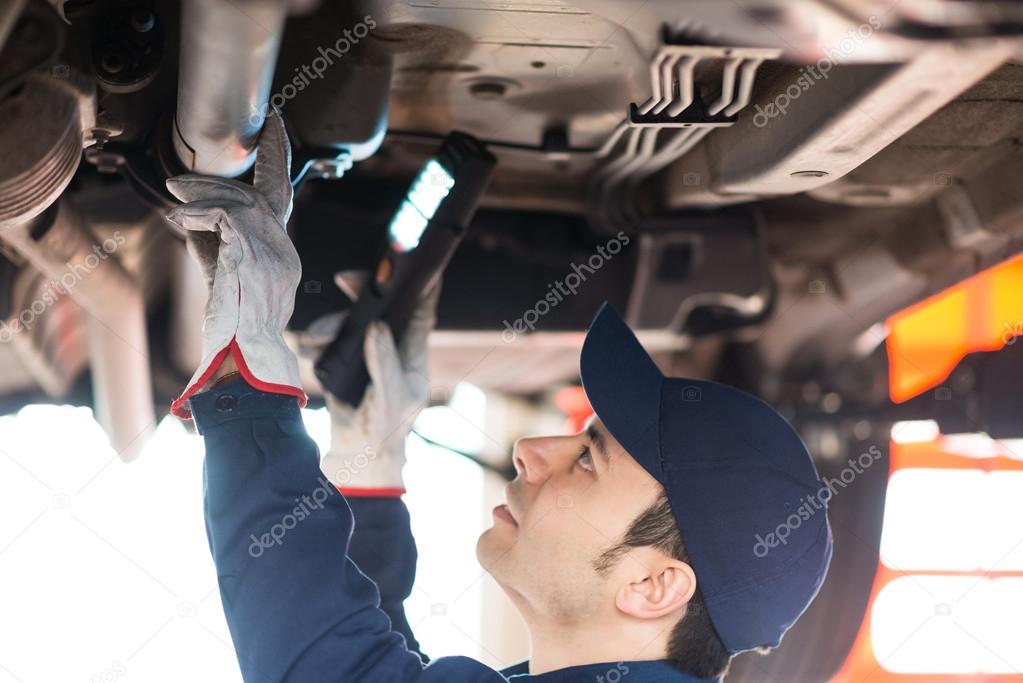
[131,10,155,32]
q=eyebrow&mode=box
[586,423,610,466]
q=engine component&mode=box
[0,72,94,228]
[91,5,163,94]
[0,62,153,460]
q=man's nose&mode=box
[512,436,567,485]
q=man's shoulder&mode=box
[420,654,510,682]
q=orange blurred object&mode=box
[829,437,1023,683]
[555,385,593,434]
[834,253,1023,682]
[886,253,1023,403]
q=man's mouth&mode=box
[492,503,518,526]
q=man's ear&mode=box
[614,552,697,620]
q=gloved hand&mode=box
[320,279,440,496]
[165,112,307,419]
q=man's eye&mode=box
[577,447,594,471]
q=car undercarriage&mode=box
[3,3,1023,677]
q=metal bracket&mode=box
[291,147,354,187]
[588,39,780,231]
[936,183,1010,269]
[628,42,781,129]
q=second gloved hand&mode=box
[321,282,440,496]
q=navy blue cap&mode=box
[580,302,832,654]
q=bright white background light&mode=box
[873,458,1023,675]
[890,420,940,443]
[0,390,489,682]
[881,468,1023,572]
[871,576,1023,674]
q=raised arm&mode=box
[346,497,425,659]
[169,114,501,683]
[320,275,442,661]
[192,377,431,681]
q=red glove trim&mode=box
[228,337,308,409]
[338,486,406,498]
[170,337,308,420]
[170,343,233,420]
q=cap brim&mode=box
[580,302,665,479]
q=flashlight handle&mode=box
[314,221,465,407]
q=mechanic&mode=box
[165,113,833,682]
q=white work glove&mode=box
[164,112,307,419]
[321,278,440,495]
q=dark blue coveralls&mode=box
[191,378,719,683]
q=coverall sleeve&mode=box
[346,497,426,660]
[190,379,498,682]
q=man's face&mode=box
[476,417,663,622]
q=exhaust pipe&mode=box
[172,0,288,177]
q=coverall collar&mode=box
[503,658,720,682]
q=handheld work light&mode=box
[315,132,496,406]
